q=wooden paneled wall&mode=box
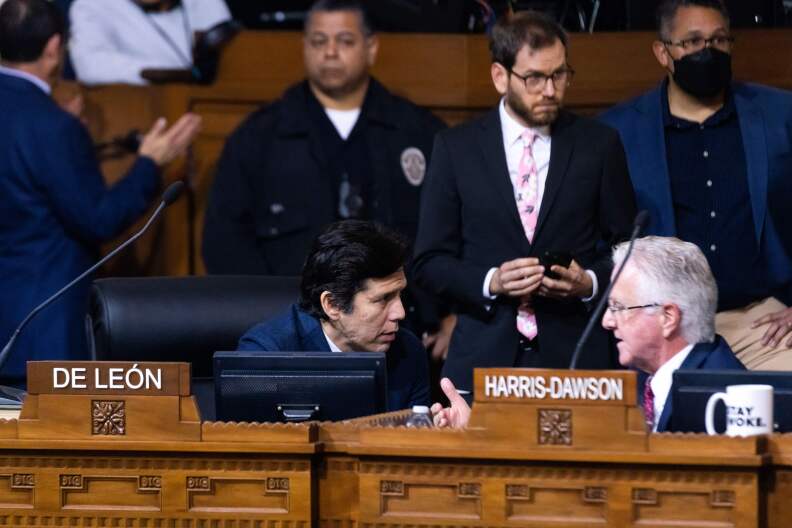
[77,29,792,277]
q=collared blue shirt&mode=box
[663,81,767,310]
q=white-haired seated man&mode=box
[432,236,746,432]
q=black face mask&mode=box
[671,47,732,99]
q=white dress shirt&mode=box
[323,331,343,353]
[483,98,598,301]
[649,343,694,432]
[69,0,230,86]
[0,65,51,94]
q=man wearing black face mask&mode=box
[601,0,792,371]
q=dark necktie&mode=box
[643,375,655,430]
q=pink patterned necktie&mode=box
[643,376,655,430]
[515,129,540,340]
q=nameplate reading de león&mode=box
[26,361,191,397]
[474,369,636,406]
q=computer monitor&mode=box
[670,369,792,433]
[213,351,387,423]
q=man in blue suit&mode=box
[0,0,200,386]
[600,0,792,370]
[239,220,430,411]
[601,236,744,432]
[432,236,744,433]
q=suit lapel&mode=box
[734,86,768,244]
[532,111,574,244]
[296,310,332,352]
[656,344,708,431]
[478,108,531,253]
[656,391,673,432]
[636,87,677,236]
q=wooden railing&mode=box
[72,29,792,277]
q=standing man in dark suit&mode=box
[203,0,450,353]
[600,0,792,370]
[238,220,429,411]
[432,236,745,432]
[413,11,637,394]
[0,0,200,386]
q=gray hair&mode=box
[613,236,717,344]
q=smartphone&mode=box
[540,251,573,279]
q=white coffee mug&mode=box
[704,384,774,436]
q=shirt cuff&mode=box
[483,267,499,300]
[581,270,598,302]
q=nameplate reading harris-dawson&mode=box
[26,361,191,396]
[473,369,636,406]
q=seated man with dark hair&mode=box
[238,220,430,411]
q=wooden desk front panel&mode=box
[320,456,759,527]
[0,451,312,527]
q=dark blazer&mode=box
[413,107,637,391]
[656,335,746,432]
[202,79,447,331]
[600,82,792,304]
[0,72,160,380]
[238,304,430,411]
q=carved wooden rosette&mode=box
[91,400,126,435]
[538,408,572,445]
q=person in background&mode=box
[600,0,792,370]
[238,220,430,412]
[0,0,201,387]
[432,236,745,432]
[413,10,636,397]
[203,0,452,359]
[69,0,231,85]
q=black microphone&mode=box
[94,129,142,156]
[569,210,650,369]
[0,181,185,373]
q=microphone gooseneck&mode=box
[568,210,649,370]
[0,181,185,372]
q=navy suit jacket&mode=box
[238,304,430,411]
[655,335,745,432]
[600,82,792,304]
[0,72,160,380]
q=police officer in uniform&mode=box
[202,0,449,342]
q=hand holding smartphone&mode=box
[539,251,573,279]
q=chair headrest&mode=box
[89,275,300,377]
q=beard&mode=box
[506,87,560,127]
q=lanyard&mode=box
[135,0,193,67]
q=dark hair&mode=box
[656,0,730,40]
[489,11,568,71]
[0,0,65,63]
[299,220,408,320]
[305,0,374,36]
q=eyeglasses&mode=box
[662,35,735,53]
[606,301,661,315]
[509,67,575,93]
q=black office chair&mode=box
[88,275,300,419]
